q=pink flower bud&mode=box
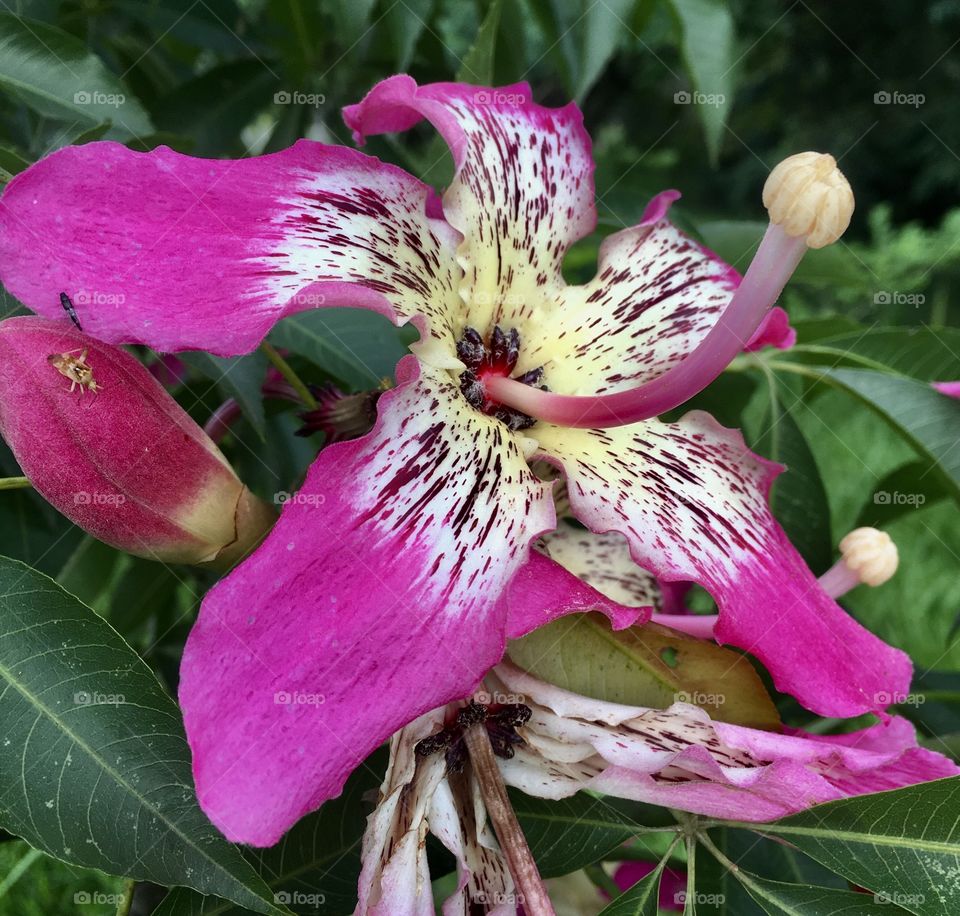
[0,316,274,566]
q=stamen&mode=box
[819,527,898,598]
[653,527,898,639]
[485,152,854,429]
[297,384,382,441]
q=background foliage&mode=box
[0,0,959,914]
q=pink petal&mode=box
[493,662,958,823]
[344,76,596,332]
[501,547,649,640]
[534,411,912,718]
[517,198,743,397]
[744,306,797,351]
[179,357,554,845]
[535,520,663,610]
[0,140,460,355]
[932,380,960,399]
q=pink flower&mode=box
[356,664,956,914]
[0,316,273,565]
[0,76,907,845]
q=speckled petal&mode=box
[534,411,913,718]
[520,202,737,392]
[491,662,958,822]
[179,357,554,846]
[0,140,461,357]
[344,75,595,334]
[536,521,664,609]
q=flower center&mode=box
[456,326,546,431]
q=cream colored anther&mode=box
[763,152,854,249]
[839,527,899,587]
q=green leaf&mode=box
[0,13,152,137]
[383,0,434,70]
[154,748,386,915]
[791,327,960,380]
[575,0,634,101]
[731,872,893,915]
[817,368,960,499]
[666,0,736,163]
[508,615,780,729]
[55,536,126,613]
[755,390,833,573]
[754,777,960,916]
[598,852,669,915]
[153,60,280,157]
[179,351,269,440]
[512,790,675,879]
[854,460,948,528]
[456,0,503,82]
[269,308,410,390]
[0,557,287,915]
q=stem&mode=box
[684,833,697,915]
[261,342,317,410]
[116,879,136,916]
[461,722,556,916]
[0,847,41,897]
[0,476,30,490]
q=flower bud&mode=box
[763,152,854,249]
[0,316,274,566]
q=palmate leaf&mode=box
[0,13,152,137]
[727,872,897,915]
[512,790,675,879]
[154,748,386,915]
[748,777,960,916]
[666,0,736,164]
[818,368,960,499]
[597,853,669,915]
[0,557,287,915]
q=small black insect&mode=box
[59,292,82,331]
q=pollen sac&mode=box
[0,316,274,566]
[763,151,854,249]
